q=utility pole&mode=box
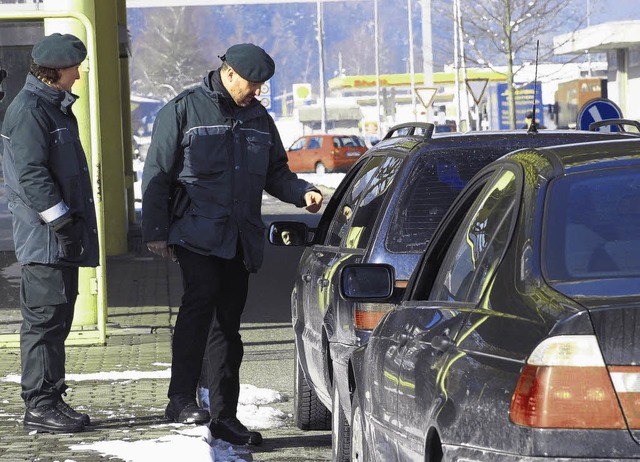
[316,0,326,132]
[374,0,381,136]
[419,0,433,87]
[408,0,416,121]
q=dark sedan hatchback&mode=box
[268,122,640,460]
[344,138,640,461]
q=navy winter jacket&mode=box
[1,74,99,267]
[142,70,318,272]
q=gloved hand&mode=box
[54,217,84,262]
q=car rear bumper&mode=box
[444,442,640,461]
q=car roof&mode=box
[505,137,640,177]
[363,127,639,161]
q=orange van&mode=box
[286,134,367,174]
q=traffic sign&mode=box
[415,87,437,109]
[465,79,488,105]
[259,79,272,110]
[577,98,623,132]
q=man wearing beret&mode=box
[142,43,323,445]
[1,33,99,433]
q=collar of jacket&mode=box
[202,69,263,121]
[24,73,78,114]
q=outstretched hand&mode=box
[304,191,323,213]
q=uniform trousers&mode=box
[20,264,78,407]
[171,245,249,420]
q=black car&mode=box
[268,122,639,460]
[343,137,640,461]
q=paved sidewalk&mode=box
[0,223,331,461]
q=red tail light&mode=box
[510,335,626,429]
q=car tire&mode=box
[332,379,351,461]
[351,388,367,461]
[315,162,327,175]
[293,343,331,430]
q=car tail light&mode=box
[609,365,640,428]
[354,303,393,330]
[510,335,626,429]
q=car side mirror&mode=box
[340,264,394,300]
[268,221,310,246]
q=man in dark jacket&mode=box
[142,43,323,446]
[1,33,99,434]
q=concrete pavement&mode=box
[0,208,332,461]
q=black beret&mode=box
[222,43,275,82]
[32,33,87,69]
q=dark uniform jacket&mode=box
[142,70,318,272]
[1,74,99,267]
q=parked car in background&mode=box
[286,133,367,174]
[268,121,639,460]
[344,137,640,461]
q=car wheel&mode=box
[332,379,351,462]
[293,343,331,430]
[315,162,327,175]
[351,389,367,461]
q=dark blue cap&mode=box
[221,43,275,82]
[32,33,87,69]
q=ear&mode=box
[223,66,236,82]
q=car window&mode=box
[326,156,386,247]
[387,153,484,252]
[335,136,364,148]
[289,138,305,151]
[343,156,403,249]
[428,168,519,303]
[307,137,322,149]
[544,166,640,281]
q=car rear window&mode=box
[544,167,640,281]
[334,136,365,148]
[386,151,491,252]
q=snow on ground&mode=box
[2,368,289,462]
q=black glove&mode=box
[54,217,84,262]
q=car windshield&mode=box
[543,166,640,284]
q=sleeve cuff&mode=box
[39,200,69,224]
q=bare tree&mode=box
[439,0,585,128]
[129,7,212,101]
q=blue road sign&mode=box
[577,98,623,131]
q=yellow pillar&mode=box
[41,1,98,330]
[117,0,137,226]
[44,0,128,257]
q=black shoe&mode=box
[24,405,85,434]
[209,416,263,446]
[56,399,91,426]
[165,394,210,424]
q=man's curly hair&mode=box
[30,62,60,86]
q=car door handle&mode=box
[430,334,453,353]
[302,274,312,283]
[317,278,329,287]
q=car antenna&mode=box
[527,40,540,134]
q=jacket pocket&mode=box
[246,133,271,176]
[183,126,231,176]
[172,206,229,251]
[49,128,81,176]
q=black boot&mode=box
[165,394,210,424]
[209,416,262,446]
[24,405,85,433]
[56,398,91,426]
